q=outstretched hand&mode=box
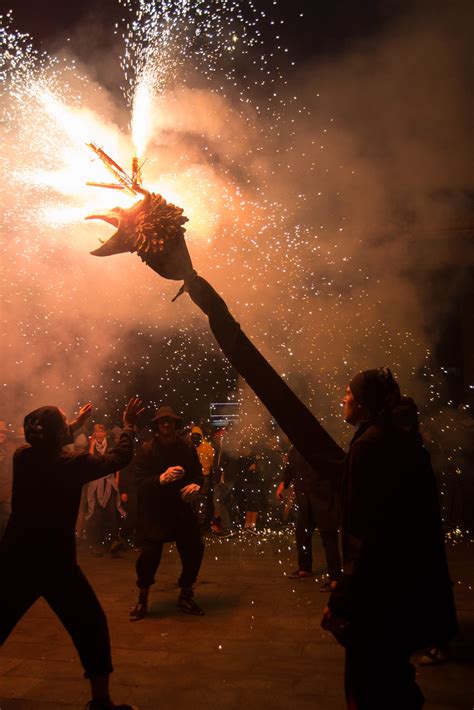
[123,397,146,429]
[68,402,93,433]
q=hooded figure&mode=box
[181,273,457,710]
[0,399,143,710]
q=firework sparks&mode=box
[0,2,471,542]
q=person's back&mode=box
[0,399,143,710]
[3,441,132,567]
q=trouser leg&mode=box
[102,494,120,542]
[195,476,211,529]
[42,565,113,678]
[175,523,205,589]
[135,541,164,589]
[213,482,232,530]
[0,570,39,645]
[319,528,342,581]
[295,497,315,572]
[86,506,102,547]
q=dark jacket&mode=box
[134,436,203,541]
[328,420,458,647]
[0,430,134,568]
[188,275,457,649]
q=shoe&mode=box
[320,579,337,592]
[215,530,238,539]
[287,569,313,579]
[85,699,138,710]
[178,594,205,616]
[243,527,259,536]
[129,602,147,621]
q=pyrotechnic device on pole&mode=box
[86,142,194,287]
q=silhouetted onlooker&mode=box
[129,406,205,621]
[277,446,342,588]
[0,398,143,710]
[184,272,458,709]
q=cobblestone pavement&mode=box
[0,531,473,710]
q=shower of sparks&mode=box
[0,4,471,539]
[118,0,273,157]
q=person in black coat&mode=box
[129,405,205,620]
[180,272,457,709]
[277,446,342,587]
[0,398,143,710]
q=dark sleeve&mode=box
[328,439,381,619]
[134,443,161,489]
[77,429,135,485]
[187,275,345,478]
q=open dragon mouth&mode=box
[86,208,126,255]
[86,192,194,280]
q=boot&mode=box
[129,587,149,621]
[178,587,205,616]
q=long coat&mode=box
[328,421,458,648]
[188,275,457,649]
[134,436,203,542]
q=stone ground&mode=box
[0,531,473,710]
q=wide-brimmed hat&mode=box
[151,405,183,429]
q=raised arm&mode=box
[78,398,144,485]
[186,274,345,477]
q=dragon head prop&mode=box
[87,190,194,281]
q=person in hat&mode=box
[130,405,205,620]
[179,273,457,709]
[0,398,144,710]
